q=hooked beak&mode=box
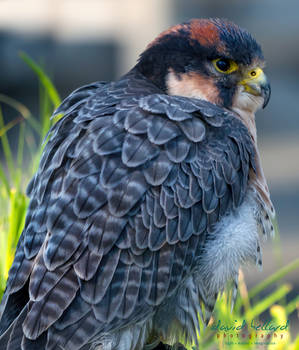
[239,68,271,109]
[261,82,271,108]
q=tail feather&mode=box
[0,281,29,337]
[21,332,48,350]
[0,304,28,350]
[8,305,28,350]
[0,326,11,350]
[0,304,48,350]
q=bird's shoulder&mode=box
[5,68,257,298]
[0,70,257,346]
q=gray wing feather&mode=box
[0,71,256,349]
[23,267,79,340]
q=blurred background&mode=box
[0,0,298,339]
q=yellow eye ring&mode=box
[212,58,238,74]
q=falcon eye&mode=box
[216,59,230,71]
[212,58,238,74]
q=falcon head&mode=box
[136,18,271,117]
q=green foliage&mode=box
[0,55,298,349]
[0,54,60,300]
[19,52,61,109]
[194,259,299,350]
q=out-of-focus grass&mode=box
[0,55,298,350]
[189,259,299,350]
[0,53,60,300]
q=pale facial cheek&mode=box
[166,71,221,105]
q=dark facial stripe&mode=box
[216,80,237,108]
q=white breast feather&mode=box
[198,190,260,295]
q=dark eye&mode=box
[212,58,238,74]
[216,59,231,72]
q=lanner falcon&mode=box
[0,18,275,350]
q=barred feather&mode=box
[0,67,259,350]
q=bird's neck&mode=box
[230,107,257,144]
[231,108,275,220]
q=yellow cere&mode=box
[239,67,266,95]
[241,67,264,85]
[247,67,263,80]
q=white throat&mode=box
[229,85,264,143]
